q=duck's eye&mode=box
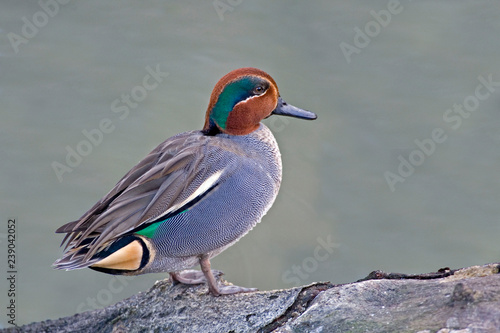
[253,86,265,95]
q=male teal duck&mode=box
[53,67,317,296]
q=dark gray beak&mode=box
[271,97,317,120]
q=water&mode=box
[1,0,500,326]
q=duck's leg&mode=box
[170,268,224,285]
[199,255,258,296]
[170,270,207,285]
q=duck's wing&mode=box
[54,131,225,265]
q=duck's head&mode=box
[203,67,317,135]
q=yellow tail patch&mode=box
[91,240,143,271]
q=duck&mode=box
[53,67,317,296]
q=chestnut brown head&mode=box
[203,67,316,135]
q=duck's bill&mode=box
[271,97,317,120]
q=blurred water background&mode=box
[1,0,500,326]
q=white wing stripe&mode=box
[149,169,224,223]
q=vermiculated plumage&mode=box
[54,67,316,295]
[54,125,282,273]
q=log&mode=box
[4,263,500,333]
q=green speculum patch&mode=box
[135,209,189,239]
[210,77,260,130]
[135,221,161,238]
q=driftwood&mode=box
[3,263,500,333]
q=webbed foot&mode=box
[215,284,258,295]
[199,256,258,296]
